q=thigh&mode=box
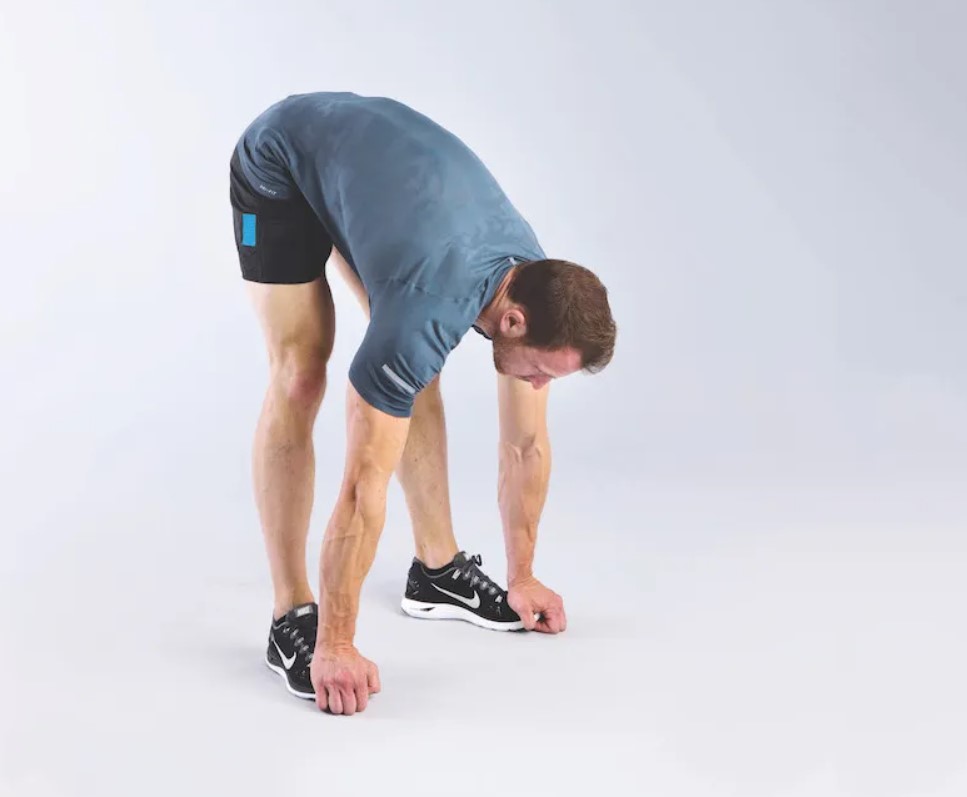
[330,247,371,319]
[248,277,336,365]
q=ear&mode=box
[499,307,528,340]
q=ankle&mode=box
[273,589,316,621]
[416,545,459,570]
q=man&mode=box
[229,92,616,716]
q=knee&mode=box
[271,347,329,410]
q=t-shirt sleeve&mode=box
[348,286,468,418]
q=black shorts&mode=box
[229,149,333,284]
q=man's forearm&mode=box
[318,476,389,649]
[498,433,551,585]
[317,383,410,652]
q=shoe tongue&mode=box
[287,602,318,622]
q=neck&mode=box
[475,266,518,338]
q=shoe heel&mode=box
[400,597,439,617]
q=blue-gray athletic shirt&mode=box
[234,92,546,417]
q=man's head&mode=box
[490,259,616,389]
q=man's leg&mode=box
[249,277,336,619]
[329,251,458,567]
[397,377,459,567]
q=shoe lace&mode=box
[279,619,315,664]
[457,553,503,599]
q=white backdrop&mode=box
[1,2,965,796]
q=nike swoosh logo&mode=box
[431,583,481,609]
[273,638,297,670]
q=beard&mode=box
[491,335,517,375]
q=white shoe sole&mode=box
[264,656,315,700]
[400,597,524,631]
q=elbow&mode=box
[342,465,391,523]
[499,435,548,466]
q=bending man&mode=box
[229,92,617,715]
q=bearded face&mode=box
[491,333,519,375]
[490,333,583,389]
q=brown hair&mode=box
[508,259,616,373]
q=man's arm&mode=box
[312,382,410,714]
[497,373,567,633]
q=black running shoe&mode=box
[401,552,523,631]
[265,602,317,699]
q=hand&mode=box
[508,576,567,634]
[310,645,381,715]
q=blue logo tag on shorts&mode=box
[241,213,257,247]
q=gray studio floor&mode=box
[3,461,965,796]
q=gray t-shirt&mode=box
[235,92,546,417]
